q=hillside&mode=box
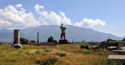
[0,25,122,42]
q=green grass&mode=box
[0,44,117,65]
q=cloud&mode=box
[34,4,106,27]
[74,18,106,27]
[15,4,22,8]
[0,4,41,29]
[0,4,106,30]
[34,4,44,11]
[34,4,72,25]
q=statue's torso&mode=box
[60,26,66,34]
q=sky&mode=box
[0,0,125,37]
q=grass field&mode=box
[0,44,114,65]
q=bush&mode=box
[30,40,36,44]
[122,38,125,41]
[20,38,29,44]
[40,58,58,65]
[40,54,59,65]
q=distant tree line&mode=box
[20,38,36,44]
[99,38,125,48]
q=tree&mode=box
[107,38,117,42]
[20,38,29,44]
[122,38,125,41]
[48,36,54,42]
[30,40,36,43]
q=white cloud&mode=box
[74,18,106,27]
[34,4,106,27]
[0,4,41,29]
[15,4,22,8]
[34,4,72,25]
[15,4,26,12]
[34,4,44,11]
[0,4,106,30]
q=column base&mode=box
[11,44,22,49]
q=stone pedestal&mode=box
[11,44,22,48]
[59,39,69,44]
[11,29,22,48]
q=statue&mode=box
[60,23,66,40]
[59,23,69,44]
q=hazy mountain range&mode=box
[0,25,122,42]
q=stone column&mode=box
[11,29,22,48]
[37,32,39,44]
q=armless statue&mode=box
[60,24,66,40]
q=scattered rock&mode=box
[56,53,66,57]
[80,45,89,49]
[45,49,52,52]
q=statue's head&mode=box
[61,23,63,26]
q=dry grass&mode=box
[0,44,114,65]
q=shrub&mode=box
[20,38,29,44]
[40,54,59,65]
[30,40,36,44]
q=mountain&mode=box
[0,25,122,42]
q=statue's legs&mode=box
[60,33,63,39]
[61,33,65,40]
[64,34,65,40]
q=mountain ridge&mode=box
[0,25,122,42]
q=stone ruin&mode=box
[37,32,39,44]
[11,29,22,48]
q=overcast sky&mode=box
[0,0,125,37]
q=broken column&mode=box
[37,32,39,44]
[11,29,22,48]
